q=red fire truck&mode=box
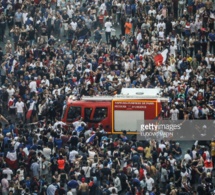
[61,88,167,134]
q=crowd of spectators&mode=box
[0,0,215,194]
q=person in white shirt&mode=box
[113,174,122,193]
[67,3,74,19]
[99,2,106,15]
[173,77,180,87]
[159,140,166,152]
[104,17,112,44]
[2,167,13,181]
[192,105,199,119]
[148,7,156,16]
[192,147,197,159]
[65,84,72,93]
[6,85,15,98]
[29,77,37,93]
[69,148,78,164]
[15,98,25,120]
[72,117,87,130]
[145,173,154,192]
[140,72,147,82]
[180,72,189,82]
[82,163,91,180]
[168,154,176,168]
[158,28,165,40]
[41,76,50,87]
[170,105,179,120]
[70,19,77,31]
[209,54,215,63]
[66,61,74,72]
[201,104,209,118]
[181,169,189,189]
[53,121,67,131]
[52,85,65,95]
[187,86,196,94]
[183,149,192,165]
[169,42,177,57]
[67,189,74,195]
[156,13,162,21]
[88,147,96,158]
[190,21,196,34]
[185,66,192,76]
[43,144,52,161]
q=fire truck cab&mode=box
[62,88,167,134]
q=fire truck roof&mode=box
[68,88,168,102]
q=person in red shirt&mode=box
[36,75,41,87]
[57,155,65,171]
[139,165,145,181]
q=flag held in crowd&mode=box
[154,49,168,66]
[86,134,96,143]
[26,101,35,120]
[5,151,18,170]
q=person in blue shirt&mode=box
[54,135,63,149]
[2,124,11,136]
[24,176,31,190]
[67,176,79,194]
[208,29,215,54]
[149,187,157,195]
[3,133,11,149]
[37,84,44,94]
[120,131,128,142]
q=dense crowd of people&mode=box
[0,0,215,194]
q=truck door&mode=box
[92,107,110,131]
[84,107,93,127]
[66,106,82,122]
